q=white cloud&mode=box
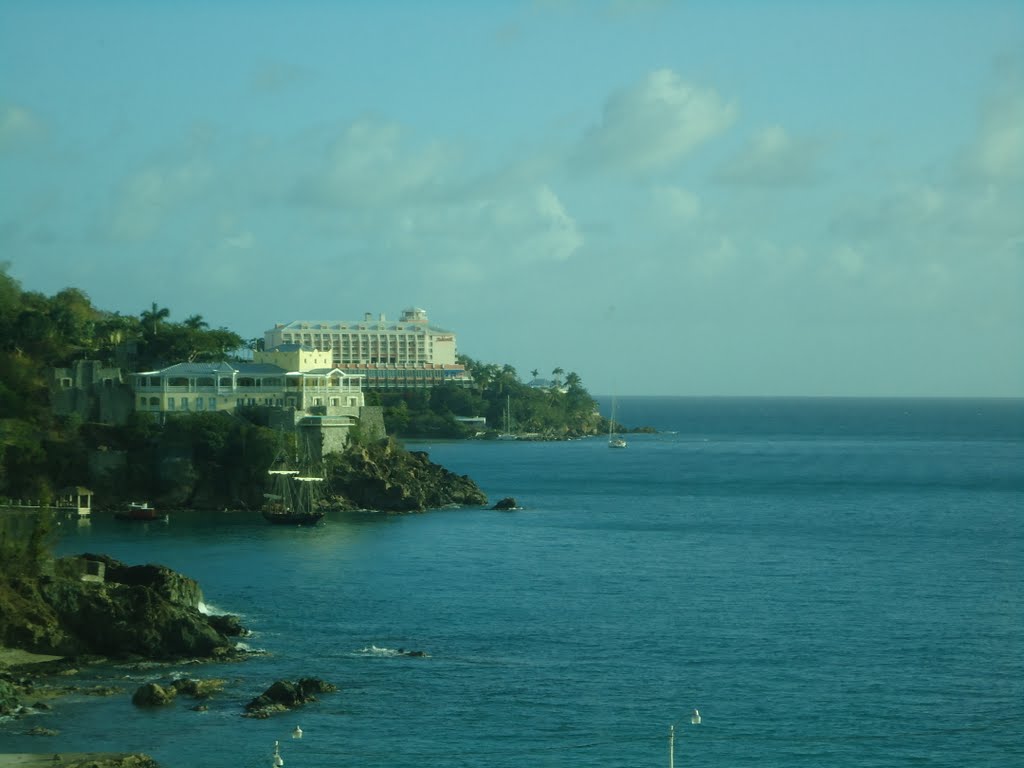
[716,125,823,185]
[295,118,457,208]
[108,162,211,242]
[832,244,866,277]
[573,69,736,175]
[0,105,43,150]
[391,184,583,277]
[959,59,1024,182]
[651,185,701,223]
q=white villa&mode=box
[132,344,365,417]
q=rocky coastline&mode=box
[0,439,495,764]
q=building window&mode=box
[167,397,175,411]
[61,378,72,388]
[197,398,205,411]
[181,397,189,410]
[149,397,159,407]
[209,397,216,410]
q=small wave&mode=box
[355,645,430,658]
[357,645,401,657]
[234,642,269,655]
[198,601,240,617]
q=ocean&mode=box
[3,397,1022,767]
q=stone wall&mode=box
[49,361,134,425]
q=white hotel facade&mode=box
[264,308,472,390]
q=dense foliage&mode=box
[377,357,605,439]
[1,264,251,506]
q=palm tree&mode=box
[183,314,208,330]
[140,302,170,335]
[530,368,539,380]
[551,367,564,387]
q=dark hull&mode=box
[115,511,167,521]
[262,510,326,526]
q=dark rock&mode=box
[328,439,488,512]
[243,678,337,718]
[170,677,225,699]
[0,678,20,716]
[26,725,59,736]
[205,613,247,636]
[0,555,249,660]
[132,682,176,707]
[492,497,518,510]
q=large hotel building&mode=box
[264,308,471,390]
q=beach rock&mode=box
[0,678,20,715]
[25,724,59,736]
[205,613,247,636]
[0,555,249,660]
[83,557,205,610]
[243,678,337,718]
[131,682,176,707]
[171,677,225,699]
[55,756,161,768]
[492,497,518,510]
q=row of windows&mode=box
[138,395,359,411]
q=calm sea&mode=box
[4,397,1022,767]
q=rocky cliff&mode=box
[0,555,244,660]
[327,438,488,512]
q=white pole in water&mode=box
[669,709,701,768]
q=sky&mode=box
[2,0,1022,397]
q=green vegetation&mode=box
[0,263,604,511]
[377,357,604,439]
[1,263,254,507]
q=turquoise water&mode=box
[3,397,1022,767]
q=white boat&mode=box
[608,397,627,449]
[497,395,518,440]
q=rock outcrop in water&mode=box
[0,554,245,660]
[327,438,488,512]
[243,678,337,718]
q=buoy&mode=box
[292,725,303,739]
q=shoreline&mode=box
[0,755,157,768]
[0,648,64,669]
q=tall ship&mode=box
[262,466,327,526]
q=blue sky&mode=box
[2,0,1022,396]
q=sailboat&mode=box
[608,397,627,449]
[497,395,518,440]
[262,454,327,525]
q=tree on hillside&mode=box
[140,302,170,336]
[183,314,209,330]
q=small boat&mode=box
[262,469,326,526]
[497,395,518,440]
[608,397,627,449]
[115,501,167,521]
